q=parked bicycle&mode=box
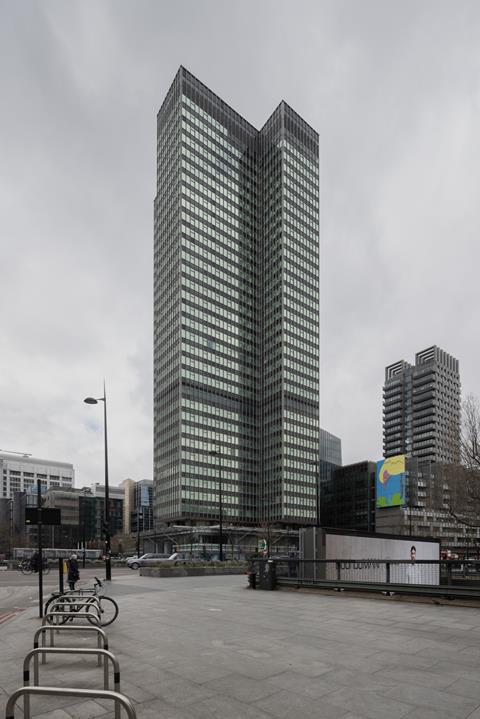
[44,576,119,626]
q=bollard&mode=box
[58,558,64,594]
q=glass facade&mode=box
[154,67,319,525]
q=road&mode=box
[0,566,133,623]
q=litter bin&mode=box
[258,559,276,590]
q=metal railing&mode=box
[251,558,480,599]
[5,687,137,719]
[33,625,108,666]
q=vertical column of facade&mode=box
[260,103,320,524]
[413,346,460,463]
[258,109,284,522]
[383,361,411,458]
[154,71,182,521]
[176,70,259,524]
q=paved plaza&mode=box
[2,573,480,718]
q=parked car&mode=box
[159,552,224,565]
[127,553,170,569]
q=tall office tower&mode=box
[154,67,319,527]
[383,345,460,463]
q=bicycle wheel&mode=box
[87,596,118,626]
[20,562,32,575]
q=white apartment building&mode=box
[0,452,74,499]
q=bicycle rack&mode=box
[49,590,100,599]
[5,686,137,719]
[48,599,101,618]
[42,608,101,626]
[33,625,108,666]
[23,647,120,719]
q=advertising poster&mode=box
[376,454,406,508]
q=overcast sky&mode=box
[1,0,479,485]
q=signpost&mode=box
[25,499,62,619]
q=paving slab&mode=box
[1,574,480,718]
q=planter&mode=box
[140,566,246,578]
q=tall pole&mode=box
[218,452,223,562]
[37,478,43,618]
[103,381,111,581]
[81,493,87,569]
[8,498,13,560]
[136,484,141,557]
[316,460,320,528]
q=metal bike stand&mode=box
[49,590,100,599]
[23,647,120,719]
[47,600,101,627]
[43,608,101,625]
[48,600,101,618]
[33,625,108,666]
[5,686,136,719]
[42,610,101,651]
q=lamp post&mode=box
[80,489,88,569]
[136,484,141,558]
[84,382,111,580]
[209,449,223,561]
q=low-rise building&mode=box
[0,452,74,499]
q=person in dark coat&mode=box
[30,551,40,573]
[68,553,80,590]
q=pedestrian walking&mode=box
[68,553,80,590]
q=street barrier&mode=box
[251,558,480,599]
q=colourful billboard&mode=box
[376,455,406,508]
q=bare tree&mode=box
[461,394,480,469]
[440,394,480,528]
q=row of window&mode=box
[181,450,255,468]
[181,398,255,425]
[182,369,254,398]
[182,244,255,295]
[182,106,243,159]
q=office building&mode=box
[120,479,135,535]
[132,480,153,533]
[154,67,319,527]
[376,458,480,550]
[85,484,124,538]
[383,346,460,463]
[119,478,154,536]
[0,452,74,499]
[319,428,342,483]
[319,428,342,526]
[322,461,376,532]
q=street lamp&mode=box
[209,449,223,561]
[84,381,111,580]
